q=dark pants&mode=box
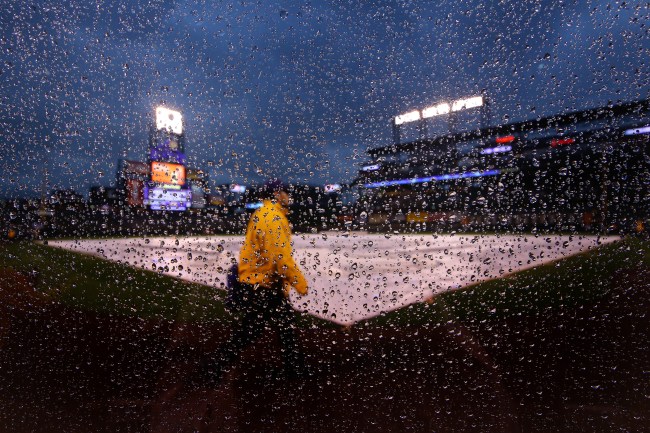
[201,283,303,382]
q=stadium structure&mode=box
[114,106,209,212]
[355,99,650,233]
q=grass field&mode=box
[1,235,648,328]
[0,241,230,323]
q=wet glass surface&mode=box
[1,1,649,432]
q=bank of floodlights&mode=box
[394,96,484,126]
[392,95,487,144]
[155,106,184,135]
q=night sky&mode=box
[1,0,647,199]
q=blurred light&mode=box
[361,164,381,171]
[150,203,187,211]
[395,110,421,125]
[551,137,575,147]
[422,103,451,118]
[230,184,246,193]
[481,145,512,155]
[324,183,342,193]
[624,126,650,135]
[155,106,183,135]
[451,96,483,112]
[363,169,501,188]
[186,169,205,181]
[496,135,515,143]
[245,202,263,209]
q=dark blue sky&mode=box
[1,0,647,198]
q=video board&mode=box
[144,186,192,211]
[151,162,186,185]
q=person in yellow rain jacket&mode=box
[194,178,309,386]
[239,180,308,296]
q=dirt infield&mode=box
[1,265,649,433]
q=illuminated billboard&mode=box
[361,164,381,172]
[151,162,186,185]
[480,145,512,155]
[624,125,650,136]
[145,186,191,211]
[550,137,575,148]
[156,106,183,135]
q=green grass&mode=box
[363,236,650,328]
[0,241,231,323]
